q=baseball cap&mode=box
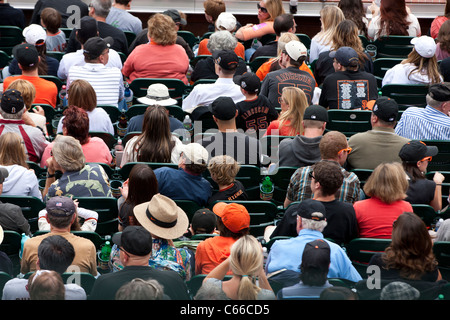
[76,16,98,42]
[212,202,250,233]
[411,36,436,58]
[296,199,327,221]
[1,89,25,114]
[192,208,217,234]
[428,83,450,102]
[210,96,237,121]
[398,140,438,163]
[213,50,239,71]
[304,105,328,122]
[163,9,187,26]
[0,167,9,184]
[46,196,76,217]
[23,24,47,45]
[372,97,398,122]
[284,40,308,61]
[83,36,113,60]
[301,239,331,270]
[215,12,237,32]
[112,226,153,256]
[329,46,359,67]
[380,281,420,300]
[13,43,39,68]
[236,72,261,93]
[181,143,209,165]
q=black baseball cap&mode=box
[163,9,187,25]
[329,46,359,67]
[83,36,114,60]
[236,72,261,93]
[0,167,9,184]
[301,239,331,270]
[372,97,398,122]
[296,199,327,221]
[112,226,153,256]
[192,208,217,234]
[46,196,76,217]
[428,83,450,102]
[399,140,439,163]
[1,89,25,114]
[304,105,328,122]
[210,96,237,120]
[13,43,39,68]
[213,50,239,71]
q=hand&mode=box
[45,156,57,175]
[31,105,45,116]
[119,179,129,199]
[434,172,445,185]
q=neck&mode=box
[219,124,237,133]
[313,192,336,202]
[123,255,151,267]
[303,128,324,138]
[94,15,106,22]
[218,182,233,190]
[49,226,70,233]
[113,3,128,10]
[22,69,39,77]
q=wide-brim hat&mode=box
[134,193,189,240]
[137,83,178,106]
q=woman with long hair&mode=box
[430,0,450,39]
[353,162,413,238]
[367,0,421,40]
[203,235,275,300]
[0,132,42,199]
[435,20,450,61]
[120,105,183,167]
[117,164,158,231]
[264,87,307,136]
[309,5,345,63]
[369,211,441,282]
[338,0,368,36]
[314,19,373,86]
[382,36,442,86]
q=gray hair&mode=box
[207,30,238,53]
[426,82,450,109]
[52,135,85,171]
[195,279,229,300]
[0,108,24,120]
[115,278,165,300]
[301,217,327,233]
[90,0,111,18]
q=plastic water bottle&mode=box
[183,115,193,137]
[435,218,444,232]
[114,138,124,169]
[59,85,68,108]
[124,82,133,109]
[19,233,30,259]
[260,176,274,200]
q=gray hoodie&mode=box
[1,165,42,200]
[278,135,322,167]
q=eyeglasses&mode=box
[338,147,352,155]
[257,3,268,13]
[420,156,432,162]
[308,171,316,181]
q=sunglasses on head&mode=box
[257,3,268,13]
[338,147,352,155]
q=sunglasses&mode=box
[308,171,317,181]
[338,147,352,155]
[420,156,432,162]
[257,3,268,13]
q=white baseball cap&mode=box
[215,12,237,32]
[23,24,47,45]
[285,40,308,61]
[411,36,437,58]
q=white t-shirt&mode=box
[382,62,442,86]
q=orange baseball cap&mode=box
[212,202,250,233]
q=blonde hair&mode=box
[52,135,85,171]
[229,235,264,300]
[147,13,177,46]
[313,5,345,47]
[0,132,28,168]
[402,49,441,85]
[7,79,36,110]
[277,32,300,56]
[278,87,307,136]
[264,0,285,22]
[207,155,240,186]
[363,162,409,204]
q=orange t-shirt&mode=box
[197,38,246,60]
[3,75,58,108]
[256,58,317,87]
[195,236,237,275]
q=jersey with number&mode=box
[236,95,278,135]
[260,66,316,109]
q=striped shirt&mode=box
[395,106,450,140]
[286,160,362,204]
[67,63,124,107]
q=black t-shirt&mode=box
[405,176,436,206]
[250,40,278,62]
[0,3,25,29]
[208,180,248,205]
[236,95,278,135]
[319,69,378,110]
[321,199,359,245]
[31,0,89,28]
[190,56,247,83]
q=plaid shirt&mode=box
[286,160,362,204]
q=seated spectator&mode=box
[42,135,112,200]
[42,106,113,167]
[195,202,250,275]
[126,84,184,134]
[120,105,183,167]
[30,0,89,28]
[20,196,98,276]
[153,143,212,206]
[338,0,368,37]
[380,281,420,300]
[0,0,25,29]
[105,0,143,34]
[56,79,114,135]
[40,7,67,52]
[278,104,327,168]
[0,132,42,200]
[203,0,226,33]
[320,286,358,300]
[382,36,441,87]
[399,141,445,212]
[207,155,248,205]
[3,235,86,300]
[115,278,166,300]
[235,72,278,136]
[187,208,218,238]
[354,162,413,239]
[435,20,450,60]
[122,13,189,84]
[277,239,333,299]
[28,270,65,300]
